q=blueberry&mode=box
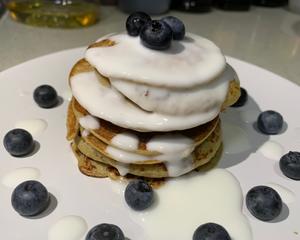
[161,16,185,40]
[124,179,154,211]
[231,87,248,107]
[280,151,300,180]
[246,186,282,221]
[193,223,231,240]
[257,110,283,134]
[86,223,125,240]
[11,180,49,217]
[126,12,151,36]
[33,85,58,108]
[3,129,34,157]
[140,20,173,50]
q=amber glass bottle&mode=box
[6,0,100,28]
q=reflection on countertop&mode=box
[0,6,299,85]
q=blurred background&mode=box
[0,0,300,84]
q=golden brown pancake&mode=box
[71,97,219,156]
[72,121,221,178]
[66,39,240,180]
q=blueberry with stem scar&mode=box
[140,20,173,50]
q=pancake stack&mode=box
[66,33,240,182]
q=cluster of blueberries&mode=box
[126,12,185,50]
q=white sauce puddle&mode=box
[15,119,48,138]
[222,122,251,154]
[126,169,252,240]
[1,167,40,188]
[258,141,284,161]
[48,215,88,240]
[265,183,296,204]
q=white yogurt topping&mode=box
[86,33,226,88]
[110,64,232,116]
[114,163,130,176]
[79,115,100,130]
[258,141,284,161]
[106,133,195,177]
[15,119,47,138]
[82,129,90,137]
[48,215,88,240]
[147,133,194,154]
[111,132,139,151]
[1,167,40,188]
[106,145,191,163]
[71,71,221,132]
[126,169,252,240]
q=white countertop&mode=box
[0,6,300,85]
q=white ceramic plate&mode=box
[0,48,299,239]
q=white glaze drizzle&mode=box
[258,141,284,161]
[48,215,88,240]
[125,169,252,240]
[106,133,195,177]
[82,129,90,137]
[15,119,47,137]
[79,115,100,130]
[111,132,139,151]
[1,167,40,188]
[114,163,130,176]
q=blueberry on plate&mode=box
[3,128,34,157]
[280,151,300,180]
[246,186,282,221]
[231,87,248,107]
[11,180,49,217]
[125,179,154,211]
[86,223,125,240]
[140,20,173,50]
[33,85,58,108]
[126,12,151,36]
[161,16,185,40]
[257,110,283,134]
[193,223,231,240]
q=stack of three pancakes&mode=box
[66,33,240,181]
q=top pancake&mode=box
[85,33,226,88]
